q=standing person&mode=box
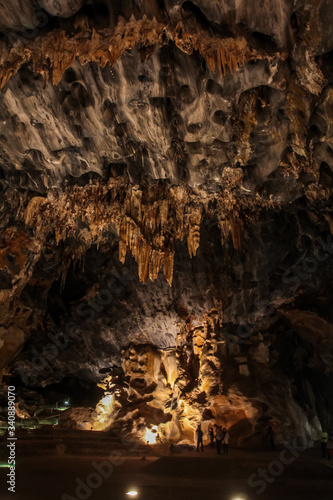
[321,430,329,458]
[209,427,215,448]
[267,425,275,451]
[196,424,204,452]
[222,428,229,455]
[216,426,223,455]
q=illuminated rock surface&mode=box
[0,0,333,444]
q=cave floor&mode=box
[0,436,332,500]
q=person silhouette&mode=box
[222,428,229,455]
[216,426,223,455]
[196,424,204,452]
[209,427,215,448]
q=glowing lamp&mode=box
[126,490,138,497]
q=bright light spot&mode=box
[93,394,114,431]
[231,495,249,500]
[126,490,138,497]
[64,401,69,405]
[144,425,159,444]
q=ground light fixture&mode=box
[126,490,138,497]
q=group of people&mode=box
[196,424,229,455]
[193,423,333,458]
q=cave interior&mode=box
[0,0,333,449]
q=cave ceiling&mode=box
[0,0,333,440]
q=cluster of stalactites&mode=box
[119,216,175,285]
[0,11,269,90]
[118,186,202,285]
[23,182,205,286]
[173,23,251,76]
[21,179,248,286]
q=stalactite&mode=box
[220,216,243,250]
[230,217,243,250]
[163,251,174,286]
[24,196,47,225]
[187,205,202,258]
